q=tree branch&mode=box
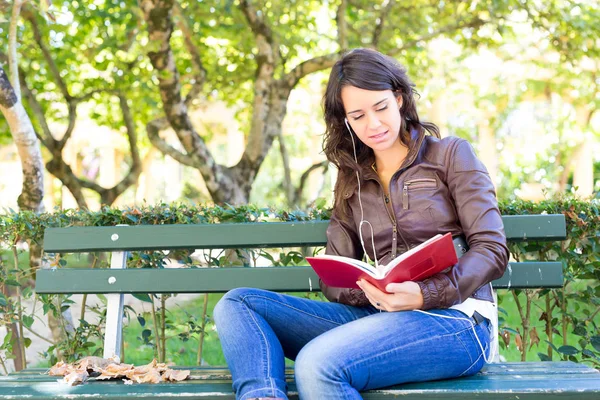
[18,72,53,150]
[24,10,71,101]
[239,0,274,44]
[239,0,278,68]
[8,0,24,100]
[371,0,396,48]
[277,131,294,206]
[388,17,486,57]
[146,117,202,168]
[0,67,18,109]
[336,0,348,51]
[294,160,329,206]
[283,52,340,89]
[173,1,207,106]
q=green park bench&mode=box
[1,214,599,399]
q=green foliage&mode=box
[498,196,600,365]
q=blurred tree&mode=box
[0,0,46,372]
[515,0,599,195]
[138,0,524,206]
[13,3,144,208]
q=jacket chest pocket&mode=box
[402,178,437,210]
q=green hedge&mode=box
[0,199,598,370]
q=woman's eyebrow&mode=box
[347,98,388,115]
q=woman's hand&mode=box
[356,279,424,311]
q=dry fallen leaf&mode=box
[129,369,162,384]
[48,361,69,376]
[501,329,511,347]
[529,327,540,349]
[48,357,190,385]
[77,356,117,371]
[162,368,190,382]
[62,370,89,386]
[515,332,523,352]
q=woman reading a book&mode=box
[214,48,509,400]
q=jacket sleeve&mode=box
[319,210,371,307]
[417,138,509,310]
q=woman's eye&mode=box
[352,115,364,121]
[376,105,388,112]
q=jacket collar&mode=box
[363,128,427,182]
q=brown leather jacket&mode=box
[321,133,509,310]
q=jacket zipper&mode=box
[382,192,399,259]
[402,178,437,210]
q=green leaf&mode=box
[573,325,587,336]
[22,315,34,329]
[582,349,600,360]
[591,336,600,352]
[3,332,12,347]
[537,352,551,361]
[137,315,146,327]
[97,294,107,305]
[132,293,152,303]
[23,337,32,348]
[557,345,579,356]
[545,340,560,353]
[0,294,8,307]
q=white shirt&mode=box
[450,283,499,363]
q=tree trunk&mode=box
[0,69,45,213]
[0,67,46,372]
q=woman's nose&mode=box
[367,113,382,130]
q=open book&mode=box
[306,233,458,292]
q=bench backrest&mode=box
[36,214,567,294]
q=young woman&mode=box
[214,48,509,400]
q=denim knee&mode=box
[295,341,345,392]
[214,287,249,326]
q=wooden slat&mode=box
[42,215,566,253]
[42,221,328,253]
[35,262,563,294]
[502,214,567,241]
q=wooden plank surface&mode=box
[43,215,566,253]
[35,261,563,294]
[0,362,598,399]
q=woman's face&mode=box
[341,86,403,154]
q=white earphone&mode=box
[344,118,379,269]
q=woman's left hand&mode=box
[356,279,424,311]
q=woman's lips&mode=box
[369,130,388,141]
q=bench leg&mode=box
[103,251,127,360]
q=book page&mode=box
[314,254,381,277]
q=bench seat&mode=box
[1,362,599,399]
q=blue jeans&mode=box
[213,288,491,400]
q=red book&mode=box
[306,233,458,293]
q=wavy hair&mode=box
[322,48,440,217]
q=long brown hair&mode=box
[323,48,440,217]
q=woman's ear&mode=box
[397,95,403,109]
